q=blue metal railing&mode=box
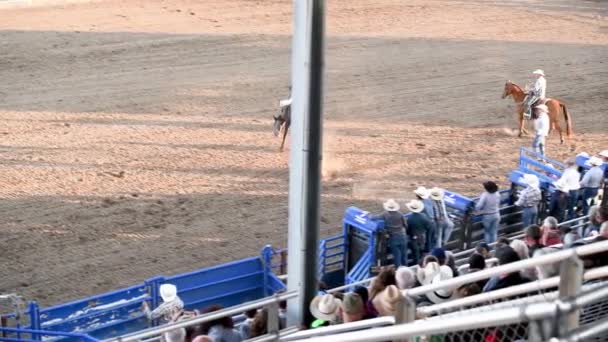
[0,327,98,342]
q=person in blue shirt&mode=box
[406,200,434,265]
[579,156,605,215]
[475,181,501,243]
[370,199,409,267]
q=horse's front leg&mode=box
[518,115,527,137]
[279,126,288,152]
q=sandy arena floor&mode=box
[0,0,607,306]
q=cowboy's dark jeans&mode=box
[581,187,599,215]
[387,235,408,268]
[408,236,422,266]
[567,189,579,219]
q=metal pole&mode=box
[558,255,583,336]
[286,0,325,328]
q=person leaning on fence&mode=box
[237,308,257,340]
[524,224,545,257]
[406,199,435,264]
[549,179,570,222]
[483,246,529,293]
[475,181,501,244]
[515,174,542,228]
[509,239,536,281]
[370,199,409,268]
[532,104,550,157]
[475,242,491,259]
[142,283,184,323]
[532,247,561,279]
[559,158,582,219]
[415,186,438,247]
[579,156,605,215]
[430,187,455,247]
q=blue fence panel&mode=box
[345,248,372,285]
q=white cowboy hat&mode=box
[395,266,416,290]
[416,261,440,286]
[535,104,549,113]
[406,200,425,213]
[309,294,341,321]
[523,174,540,189]
[429,187,445,201]
[532,69,545,76]
[160,284,178,302]
[426,266,455,304]
[414,186,430,199]
[371,285,402,316]
[588,156,603,167]
[383,199,400,212]
[599,150,608,159]
[553,179,569,193]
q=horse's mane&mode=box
[507,81,524,93]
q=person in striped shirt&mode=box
[515,174,542,229]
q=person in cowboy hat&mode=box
[309,294,341,327]
[579,156,605,215]
[425,265,455,305]
[558,158,582,219]
[523,69,547,119]
[549,179,570,222]
[142,283,184,322]
[515,174,542,229]
[415,186,438,249]
[370,199,409,267]
[406,199,434,265]
[371,285,402,316]
[532,104,550,157]
[429,187,455,247]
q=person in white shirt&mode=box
[580,156,605,215]
[524,69,547,119]
[533,104,550,156]
[559,159,581,219]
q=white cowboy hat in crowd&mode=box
[553,179,569,193]
[310,294,341,321]
[395,266,416,290]
[406,200,425,214]
[588,156,603,167]
[160,284,178,302]
[383,199,400,212]
[416,261,441,286]
[429,187,445,201]
[535,104,549,113]
[414,186,430,199]
[523,174,540,189]
[532,69,545,76]
[599,150,608,159]
[426,265,455,304]
[371,285,402,316]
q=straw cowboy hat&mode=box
[429,187,445,201]
[416,261,441,286]
[553,179,569,193]
[426,265,455,304]
[310,294,341,321]
[532,69,545,76]
[383,199,400,212]
[599,150,608,159]
[414,186,430,199]
[371,285,402,316]
[523,174,540,189]
[588,156,603,167]
[395,266,416,290]
[535,104,549,113]
[160,284,178,302]
[406,200,425,213]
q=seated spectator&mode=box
[278,300,287,329]
[524,225,545,257]
[340,293,370,322]
[475,242,491,259]
[466,253,488,289]
[395,266,416,290]
[367,266,396,317]
[163,325,186,342]
[495,236,510,249]
[353,286,369,303]
[372,285,401,316]
[586,205,603,237]
[309,294,341,327]
[192,336,213,342]
[421,255,439,268]
[483,246,529,292]
[198,305,241,342]
[444,251,459,277]
[510,239,536,280]
[249,308,271,339]
[416,261,440,288]
[456,283,481,298]
[425,266,455,305]
[562,232,583,248]
[430,247,446,265]
[540,216,561,246]
[238,308,257,340]
[533,248,560,279]
[142,283,184,322]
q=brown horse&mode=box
[501,80,573,144]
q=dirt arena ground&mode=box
[0,0,606,306]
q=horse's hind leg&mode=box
[555,120,564,144]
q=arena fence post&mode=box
[266,298,280,337]
[393,293,417,342]
[261,245,274,296]
[557,255,583,336]
[27,301,40,341]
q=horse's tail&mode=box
[560,103,573,138]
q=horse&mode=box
[501,80,573,144]
[272,104,291,152]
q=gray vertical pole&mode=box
[558,255,583,336]
[286,0,325,329]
